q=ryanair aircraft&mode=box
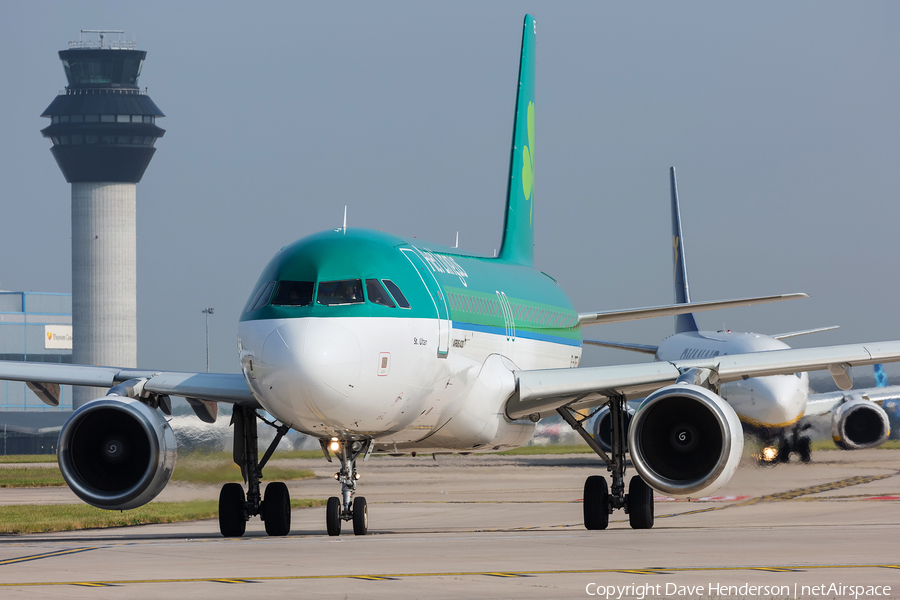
[3,15,900,537]
[588,168,900,463]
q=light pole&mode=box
[202,307,214,372]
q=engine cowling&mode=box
[58,397,177,510]
[591,405,634,453]
[628,383,743,499]
[831,395,890,450]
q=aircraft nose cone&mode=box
[753,376,805,426]
[261,319,362,414]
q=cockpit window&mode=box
[317,279,364,306]
[365,279,395,307]
[248,281,276,312]
[272,281,315,306]
[382,279,410,309]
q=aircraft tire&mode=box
[352,496,368,535]
[218,483,246,538]
[777,439,791,463]
[627,476,654,529]
[583,475,609,530]
[326,496,342,536]
[263,482,291,536]
[798,437,812,463]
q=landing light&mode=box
[762,446,777,462]
[355,473,360,480]
[329,440,341,452]
[334,473,340,480]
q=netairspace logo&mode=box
[584,582,892,599]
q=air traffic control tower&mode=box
[40,30,165,408]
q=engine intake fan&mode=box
[58,397,177,510]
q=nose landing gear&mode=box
[323,438,372,536]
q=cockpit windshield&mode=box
[317,279,364,306]
[382,279,411,309]
[365,279,395,307]
[272,281,314,306]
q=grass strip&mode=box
[0,454,57,464]
[0,498,327,534]
[0,460,314,488]
[0,467,65,487]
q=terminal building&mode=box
[0,290,72,453]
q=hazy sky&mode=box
[1,2,899,376]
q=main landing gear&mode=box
[557,394,654,530]
[218,405,292,537]
[322,438,372,536]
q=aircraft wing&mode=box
[506,340,900,419]
[577,293,806,326]
[804,385,900,417]
[0,360,257,406]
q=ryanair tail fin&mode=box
[498,15,536,266]
[670,167,700,333]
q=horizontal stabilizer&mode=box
[578,293,807,327]
[772,326,839,340]
[583,339,658,355]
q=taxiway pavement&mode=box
[0,449,898,599]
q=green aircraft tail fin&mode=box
[498,14,536,266]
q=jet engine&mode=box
[591,404,634,453]
[831,395,890,450]
[57,397,177,510]
[628,383,743,499]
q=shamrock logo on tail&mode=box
[521,101,535,224]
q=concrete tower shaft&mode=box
[41,31,164,408]
[71,183,137,404]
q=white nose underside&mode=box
[258,319,362,422]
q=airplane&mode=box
[587,168,900,463]
[3,14,900,536]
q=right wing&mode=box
[577,293,807,327]
[0,361,258,408]
[507,340,900,419]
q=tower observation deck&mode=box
[40,30,165,408]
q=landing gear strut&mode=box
[323,438,371,536]
[558,394,654,530]
[218,405,291,537]
[760,423,812,465]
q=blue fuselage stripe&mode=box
[451,321,583,348]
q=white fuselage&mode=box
[656,331,809,434]
[237,316,579,450]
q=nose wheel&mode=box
[324,438,372,536]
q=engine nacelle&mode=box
[58,397,177,510]
[831,395,890,450]
[628,383,743,499]
[591,405,634,453]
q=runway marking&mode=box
[652,471,900,521]
[1,563,899,588]
[0,546,100,566]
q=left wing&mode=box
[0,360,257,407]
[507,340,900,419]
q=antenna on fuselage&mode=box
[342,205,347,234]
[453,232,459,248]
